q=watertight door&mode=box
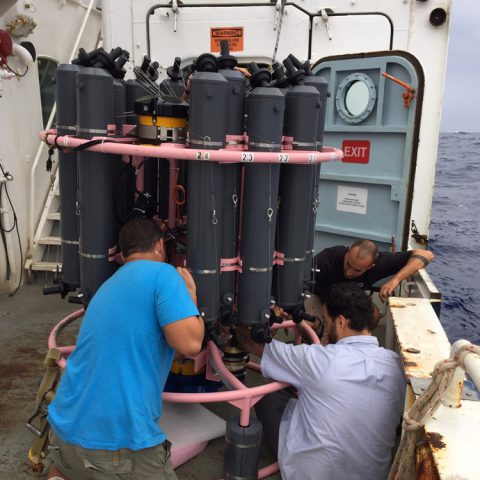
[313,52,423,252]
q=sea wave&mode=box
[428,132,480,344]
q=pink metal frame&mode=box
[48,310,320,479]
[44,126,326,477]
[42,127,343,266]
[41,130,343,165]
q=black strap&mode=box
[411,253,430,267]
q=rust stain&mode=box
[405,348,421,354]
[425,432,446,450]
[404,361,418,367]
[415,436,440,480]
[416,442,441,480]
[390,304,406,308]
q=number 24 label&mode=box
[196,152,210,160]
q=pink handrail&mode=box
[48,308,85,369]
[48,311,320,479]
[40,130,343,165]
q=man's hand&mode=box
[296,316,326,345]
[379,276,400,302]
[236,325,265,357]
[378,248,434,302]
[271,304,289,322]
[177,267,197,304]
[233,66,251,77]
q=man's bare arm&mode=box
[163,316,204,357]
[163,266,203,357]
[379,249,435,301]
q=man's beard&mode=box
[328,326,338,344]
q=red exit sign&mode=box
[342,140,371,164]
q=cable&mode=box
[0,163,23,296]
[4,63,29,78]
[0,213,11,280]
[157,216,186,247]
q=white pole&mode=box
[452,340,480,390]
[101,0,113,52]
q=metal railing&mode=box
[28,0,98,254]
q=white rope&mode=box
[388,342,480,479]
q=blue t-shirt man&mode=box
[49,260,199,451]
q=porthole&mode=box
[335,73,377,124]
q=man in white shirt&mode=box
[237,283,406,480]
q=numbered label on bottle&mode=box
[241,153,255,162]
[278,154,289,163]
[308,153,317,163]
[196,152,210,160]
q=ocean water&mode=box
[428,132,480,344]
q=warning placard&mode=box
[336,186,368,215]
[210,27,244,53]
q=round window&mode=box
[345,81,370,116]
[335,73,376,124]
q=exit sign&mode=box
[342,140,371,164]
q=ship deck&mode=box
[0,283,280,479]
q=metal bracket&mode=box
[26,390,51,437]
[171,0,179,32]
[274,0,282,30]
[411,219,428,245]
[320,9,332,40]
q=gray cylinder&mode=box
[115,80,137,222]
[299,77,327,285]
[160,56,185,97]
[219,69,246,137]
[246,87,284,152]
[219,69,245,303]
[113,79,126,134]
[112,79,127,238]
[187,72,228,329]
[188,72,228,148]
[143,158,169,219]
[56,64,81,288]
[304,163,320,286]
[76,68,115,304]
[274,85,320,308]
[302,75,328,149]
[125,79,144,124]
[223,416,262,480]
[237,87,284,326]
[160,78,185,97]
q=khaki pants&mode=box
[49,431,178,480]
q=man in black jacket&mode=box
[313,238,434,302]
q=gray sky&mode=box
[441,0,480,132]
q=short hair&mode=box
[118,218,163,258]
[350,239,379,262]
[324,283,374,332]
